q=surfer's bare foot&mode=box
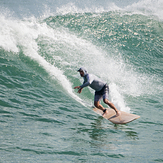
[102,109,108,117]
[116,110,121,117]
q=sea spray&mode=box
[0,14,85,106]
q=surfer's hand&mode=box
[78,88,83,94]
[74,86,80,89]
[74,86,82,93]
[116,110,121,117]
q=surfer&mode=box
[74,67,121,117]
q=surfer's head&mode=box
[77,67,87,77]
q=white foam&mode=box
[56,2,121,15]
[0,15,19,53]
[109,83,130,112]
[0,14,86,106]
[55,1,163,21]
[125,0,163,21]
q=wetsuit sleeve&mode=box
[80,74,93,88]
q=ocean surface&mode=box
[0,0,163,162]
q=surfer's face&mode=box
[79,71,84,77]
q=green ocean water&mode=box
[0,0,163,162]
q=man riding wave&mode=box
[74,67,121,117]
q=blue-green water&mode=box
[0,0,163,162]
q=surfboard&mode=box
[93,108,140,124]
